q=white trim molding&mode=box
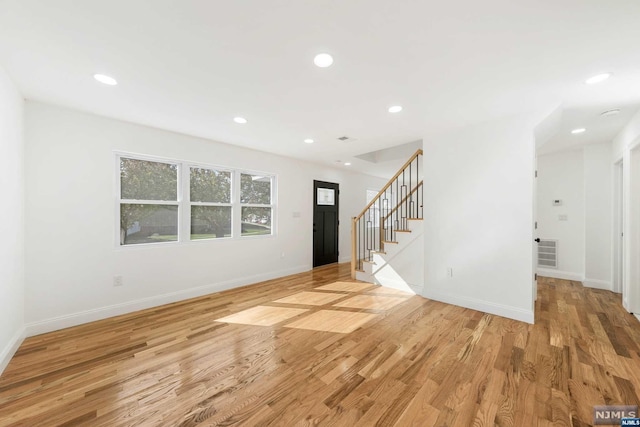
[25,265,309,337]
[583,278,613,291]
[537,268,584,282]
[0,327,26,376]
[422,290,534,324]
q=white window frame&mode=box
[187,164,234,241]
[238,172,277,238]
[116,153,182,247]
[115,152,276,248]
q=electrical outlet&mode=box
[113,275,123,287]
[447,267,453,278]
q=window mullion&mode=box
[190,202,233,207]
[120,199,179,205]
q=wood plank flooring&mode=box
[1,264,640,426]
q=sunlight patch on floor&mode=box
[315,281,375,292]
[215,306,308,326]
[284,310,379,334]
[273,291,346,306]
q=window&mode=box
[119,158,179,245]
[190,167,232,240]
[117,154,275,246]
[366,189,381,227]
[241,173,273,236]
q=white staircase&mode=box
[355,218,424,294]
[351,149,424,294]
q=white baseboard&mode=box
[25,265,310,337]
[0,327,26,376]
[422,290,534,324]
[537,268,584,282]
[370,276,422,295]
[582,278,613,291]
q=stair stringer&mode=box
[356,219,424,294]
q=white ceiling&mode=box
[1,0,639,176]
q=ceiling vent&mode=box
[337,136,358,142]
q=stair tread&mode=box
[407,218,423,220]
[363,260,376,264]
[372,251,387,255]
[395,230,411,233]
[355,268,365,273]
[382,240,398,244]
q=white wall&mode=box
[536,150,585,280]
[611,108,640,312]
[24,102,386,334]
[0,66,24,374]
[422,113,536,324]
[536,144,613,289]
[628,146,640,313]
[583,143,613,289]
[612,109,640,162]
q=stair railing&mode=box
[351,149,423,278]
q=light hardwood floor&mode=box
[1,263,640,426]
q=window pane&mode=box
[191,206,232,240]
[317,188,335,205]
[120,204,178,245]
[190,168,231,203]
[121,158,178,201]
[366,190,378,204]
[241,174,271,204]
[241,207,271,236]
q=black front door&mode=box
[313,180,339,267]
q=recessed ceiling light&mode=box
[93,74,117,85]
[585,73,612,85]
[601,109,621,117]
[571,128,586,134]
[233,117,247,124]
[388,105,403,113]
[314,53,333,68]
[304,138,314,144]
[344,162,352,166]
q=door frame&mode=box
[533,157,538,303]
[626,139,640,313]
[613,159,624,294]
